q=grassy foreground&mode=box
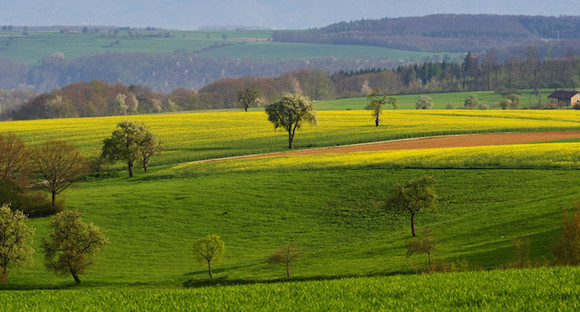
[2,267,579,311]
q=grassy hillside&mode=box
[0,30,461,65]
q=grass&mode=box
[1,267,579,311]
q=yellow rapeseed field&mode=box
[169,143,580,176]
[1,110,578,165]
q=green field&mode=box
[1,110,579,310]
[0,30,462,65]
[2,267,579,311]
[314,90,553,110]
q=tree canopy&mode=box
[42,209,108,284]
[193,235,225,281]
[237,87,262,112]
[265,93,317,149]
[0,204,34,282]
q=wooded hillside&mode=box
[273,14,580,56]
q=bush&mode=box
[18,192,65,218]
[552,202,580,266]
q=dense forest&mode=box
[3,50,579,120]
[273,14,580,57]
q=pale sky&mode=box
[0,0,577,30]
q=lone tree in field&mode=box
[0,204,34,282]
[406,228,437,272]
[387,176,437,237]
[101,120,161,177]
[415,95,434,110]
[366,88,397,127]
[32,140,88,212]
[265,93,317,149]
[268,243,301,278]
[42,209,108,284]
[237,87,262,112]
[193,234,225,281]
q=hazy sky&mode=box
[0,0,577,30]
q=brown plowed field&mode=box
[202,131,580,163]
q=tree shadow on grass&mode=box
[182,269,413,289]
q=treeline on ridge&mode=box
[2,50,580,120]
[273,14,580,56]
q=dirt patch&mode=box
[200,131,580,163]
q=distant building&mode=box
[548,91,580,107]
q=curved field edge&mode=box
[2,267,579,311]
[1,110,579,167]
[164,142,580,176]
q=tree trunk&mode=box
[208,260,213,281]
[51,191,56,211]
[286,262,290,278]
[244,106,248,112]
[0,266,7,282]
[375,116,379,127]
[288,129,294,149]
[71,269,81,284]
[143,160,148,172]
[128,161,134,177]
[427,251,432,272]
[411,213,416,237]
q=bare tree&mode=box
[268,243,301,278]
[32,140,88,211]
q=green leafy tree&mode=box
[237,87,262,112]
[366,89,397,126]
[42,209,108,284]
[31,140,88,211]
[464,94,479,109]
[406,228,437,272]
[415,96,434,110]
[387,176,437,237]
[193,235,225,281]
[265,93,317,149]
[0,204,34,282]
[101,120,161,177]
[268,243,301,278]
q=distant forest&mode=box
[3,50,579,120]
[273,14,580,57]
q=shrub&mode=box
[552,202,580,266]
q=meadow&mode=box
[1,109,579,310]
